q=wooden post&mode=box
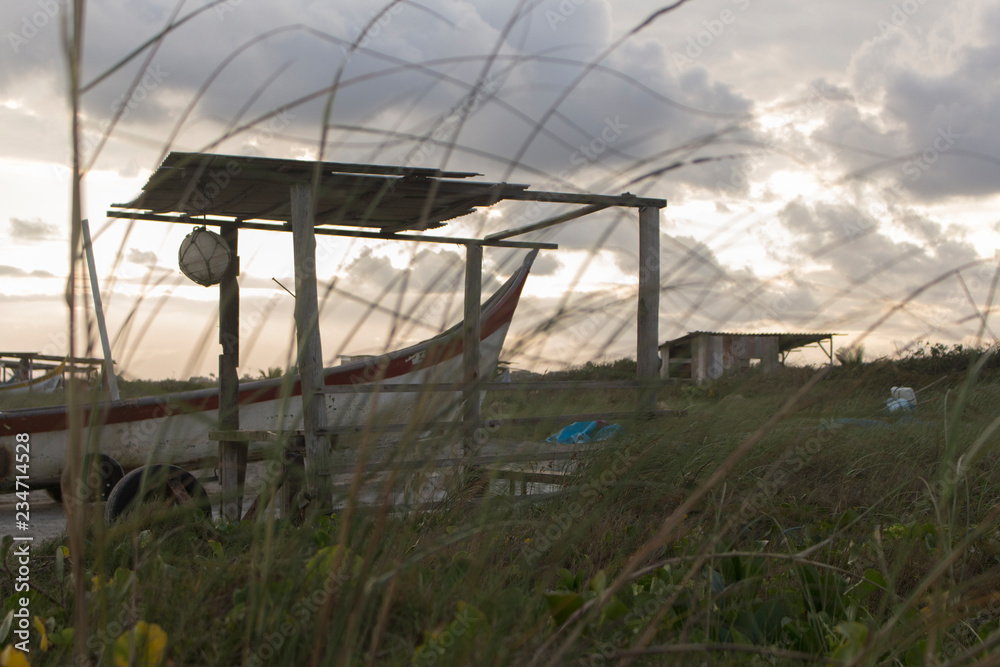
[218,221,245,522]
[290,183,332,510]
[82,219,119,401]
[280,435,306,525]
[637,206,661,413]
[463,242,483,454]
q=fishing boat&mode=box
[0,361,65,394]
[0,250,537,503]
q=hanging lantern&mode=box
[178,226,231,286]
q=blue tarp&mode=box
[545,421,623,444]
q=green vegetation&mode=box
[3,348,1000,665]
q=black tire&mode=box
[104,464,211,523]
[48,455,125,503]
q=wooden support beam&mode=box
[82,219,119,401]
[105,212,557,250]
[290,183,332,509]
[218,221,245,522]
[463,243,483,455]
[316,380,656,393]
[280,436,306,525]
[498,190,667,208]
[484,204,608,242]
[637,206,661,413]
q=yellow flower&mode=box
[32,618,48,652]
[90,575,112,592]
[112,621,167,667]
[0,645,30,667]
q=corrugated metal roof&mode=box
[112,151,530,232]
[660,331,839,353]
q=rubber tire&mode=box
[46,455,124,503]
[104,464,211,524]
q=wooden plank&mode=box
[501,409,685,425]
[637,205,661,413]
[316,380,654,394]
[476,466,575,487]
[311,408,684,437]
[291,182,332,510]
[463,243,483,455]
[242,465,287,522]
[280,437,306,524]
[500,189,667,208]
[167,477,193,505]
[208,430,281,443]
[218,221,245,522]
[0,353,107,364]
[104,212,557,249]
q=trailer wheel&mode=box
[105,464,211,523]
[47,454,125,503]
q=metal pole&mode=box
[81,218,119,401]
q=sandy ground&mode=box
[0,462,277,544]
[0,489,66,543]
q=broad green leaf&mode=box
[54,547,66,583]
[589,570,607,594]
[544,591,584,627]
[831,621,868,662]
[305,545,363,584]
[0,612,12,645]
[208,540,224,559]
[849,568,888,600]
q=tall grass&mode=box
[2,1,1000,666]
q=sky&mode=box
[1,0,999,380]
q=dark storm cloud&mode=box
[815,2,1000,202]
[2,0,757,194]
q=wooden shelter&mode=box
[659,332,837,384]
[108,151,666,519]
[0,352,107,384]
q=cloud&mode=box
[814,2,1000,202]
[9,217,58,240]
[529,252,561,276]
[127,248,158,265]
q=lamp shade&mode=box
[178,227,232,286]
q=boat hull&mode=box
[0,251,534,492]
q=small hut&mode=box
[659,332,836,384]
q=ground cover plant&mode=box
[4,349,1000,665]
